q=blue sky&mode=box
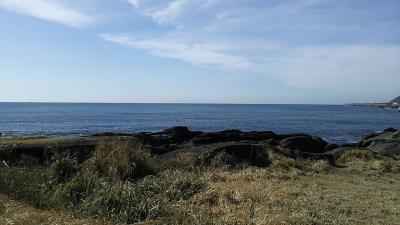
[0,0,399,104]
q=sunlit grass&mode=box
[1,141,399,225]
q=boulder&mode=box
[259,139,279,147]
[134,134,168,146]
[325,143,339,151]
[276,133,311,140]
[239,131,277,141]
[359,131,399,148]
[367,140,400,156]
[384,127,398,132]
[190,130,277,144]
[279,135,328,153]
[163,126,193,143]
[340,143,357,148]
[204,144,269,167]
[190,130,242,144]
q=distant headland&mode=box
[349,96,400,110]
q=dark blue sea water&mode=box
[0,103,399,143]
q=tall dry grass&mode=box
[1,144,400,225]
[87,138,155,181]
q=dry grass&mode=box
[0,194,107,225]
[1,145,400,225]
[170,169,400,225]
[163,150,400,225]
[87,138,155,181]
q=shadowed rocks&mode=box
[1,126,399,167]
[203,144,269,167]
[279,135,328,153]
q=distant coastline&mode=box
[348,96,400,110]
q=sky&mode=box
[0,0,399,104]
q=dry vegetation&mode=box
[1,139,400,225]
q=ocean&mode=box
[0,103,399,143]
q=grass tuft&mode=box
[87,138,155,181]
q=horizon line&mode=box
[0,101,349,105]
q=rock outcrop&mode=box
[279,135,328,153]
[358,129,400,156]
[2,126,399,167]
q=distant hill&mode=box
[389,96,400,104]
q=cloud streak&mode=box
[99,33,260,71]
[0,0,94,28]
[127,0,140,8]
[144,0,189,25]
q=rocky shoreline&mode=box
[1,126,399,167]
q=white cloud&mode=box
[0,0,94,28]
[99,32,400,94]
[99,33,260,71]
[128,0,139,8]
[144,0,190,25]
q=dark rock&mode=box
[259,139,279,147]
[134,134,169,146]
[163,126,195,143]
[273,146,336,164]
[384,127,398,133]
[325,143,339,151]
[367,140,400,156]
[279,135,328,153]
[204,144,269,167]
[190,130,243,144]
[276,133,311,140]
[239,131,277,141]
[363,132,381,140]
[340,143,357,148]
[92,132,131,137]
[163,126,190,134]
[143,145,169,155]
[190,130,277,144]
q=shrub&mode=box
[50,169,102,207]
[0,167,50,208]
[87,138,155,181]
[49,156,78,183]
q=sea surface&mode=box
[0,103,399,143]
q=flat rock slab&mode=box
[367,140,400,156]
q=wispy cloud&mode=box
[0,0,94,28]
[127,0,140,8]
[144,0,189,25]
[99,33,260,71]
